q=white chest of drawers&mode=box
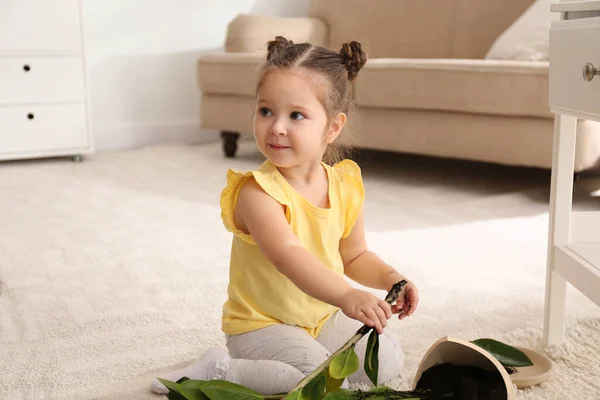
[0,0,93,161]
[544,0,600,345]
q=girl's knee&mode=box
[295,350,331,375]
[275,364,306,387]
[347,332,404,386]
[377,333,404,384]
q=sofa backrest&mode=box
[308,0,535,59]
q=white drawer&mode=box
[0,103,88,154]
[549,18,600,117]
[0,57,85,105]
[0,0,82,52]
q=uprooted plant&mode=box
[158,280,533,400]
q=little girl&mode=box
[152,36,419,395]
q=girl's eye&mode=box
[259,107,272,117]
[290,111,305,121]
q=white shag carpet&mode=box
[1,142,599,400]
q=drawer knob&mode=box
[23,64,31,72]
[583,63,600,82]
[27,113,35,120]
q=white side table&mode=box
[544,0,600,346]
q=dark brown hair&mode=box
[256,36,367,164]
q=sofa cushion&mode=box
[485,0,559,61]
[225,14,328,53]
[197,52,263,96]
[308,0,535,59]
[356,58,552,118]
[197,54,552,119]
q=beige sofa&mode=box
[197,0,600,171]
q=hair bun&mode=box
[267,36,294,62]
[339,41,367,80]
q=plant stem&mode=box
[269,281,407,399]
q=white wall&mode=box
[83,0,310,151]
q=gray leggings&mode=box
[221,310,404,394]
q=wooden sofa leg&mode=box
[574,168,600,182]
[221,131,240,158]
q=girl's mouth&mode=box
[268,144,290,150]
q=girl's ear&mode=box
[326,112,347,144]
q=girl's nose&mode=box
[269,119,287,136]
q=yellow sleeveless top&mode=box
[220,159,365,338]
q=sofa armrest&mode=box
[225,14,328,53]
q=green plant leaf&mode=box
[323,389,352,399]
[157,378,187,400]
[178,380,210,400]
[368,386,390,393]
[158,378,182,393]
[364,330,380,386]
[324,367,345,393]
[168,391,188,400]
[301,371,326,400]
[471,338,533,367]
[199,380,263,400]
[284,390,302,400]
[179,380,208,387]
[179,388,210,400]
[329,347,359,379]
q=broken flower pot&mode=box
[414,336,518,399]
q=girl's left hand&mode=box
[391,280,419,320]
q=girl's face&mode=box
[254,69,342,168]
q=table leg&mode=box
[543,114,577,346]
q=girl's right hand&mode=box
[339,289,392,334]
